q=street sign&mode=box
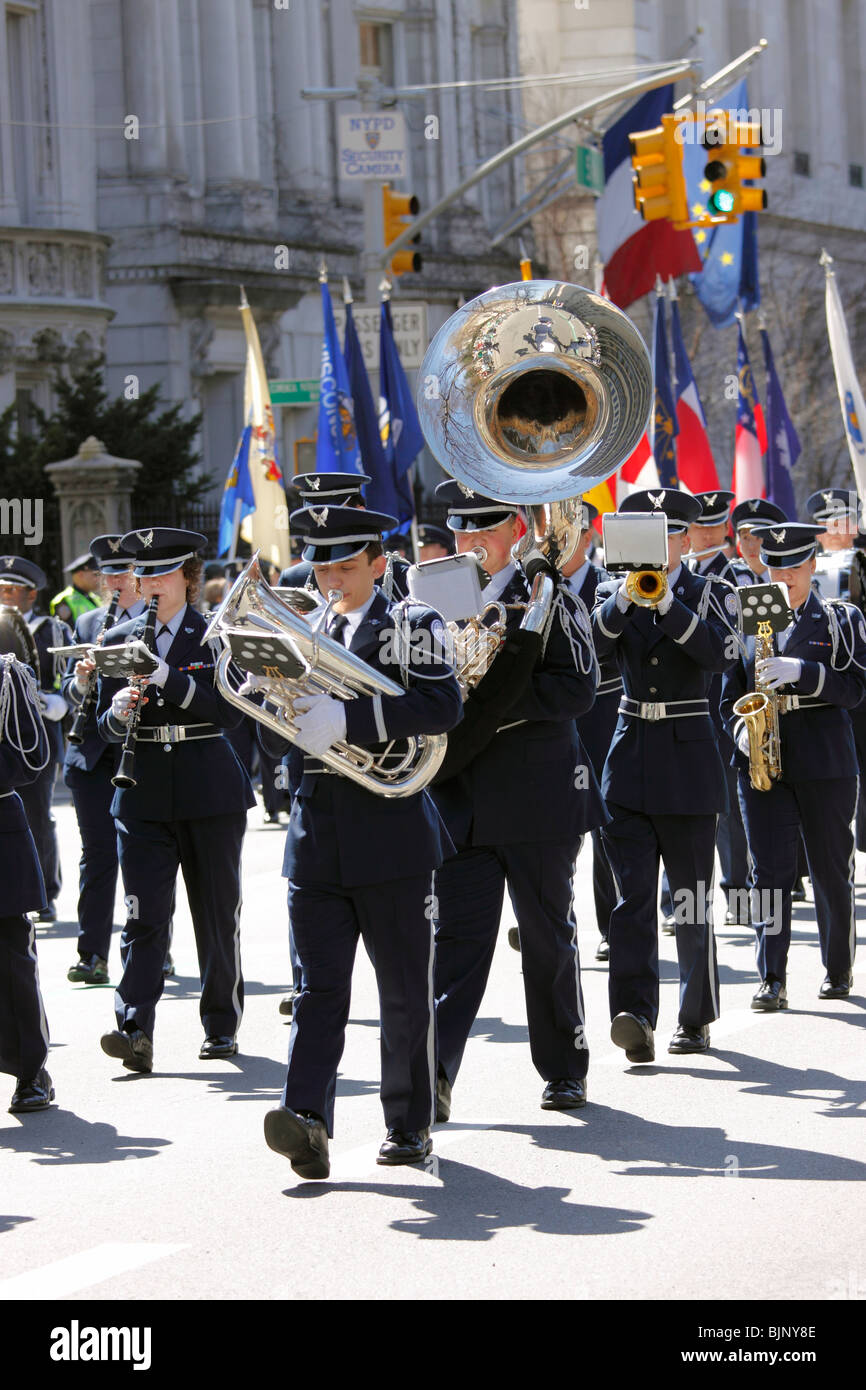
[268,379,320,406]
[331,302,428,370]
[575,143,605,195]
[338,111,408,181]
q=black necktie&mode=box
[328,614,348,645]
[157,625,171,639]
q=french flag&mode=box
[669,292,720,493]
[734,319,768,502]
[597,86,702,311]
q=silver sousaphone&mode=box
[416,279,653,641]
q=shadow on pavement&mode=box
[664,1045,866,1118]
[284,1154,651,1240]
[0,1111,169,1165]
[0,1214,35,1235]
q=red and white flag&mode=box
[733,319,767,503]
[669,292,719,494]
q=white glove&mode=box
[111,687,141,722]
[757,656,801,690]
[291,694,347,756]
[614,578,633,613]
[237,673,269,696]
[736,724,751,757]
[39,692,67,722]
[655,585,674,615]
[73,656,95,694]
[126,639,169,687]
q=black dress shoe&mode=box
[67,954,109,985]
[279,990,298,1017]
[541,1078,587,1110]
[33,902,57,924]
[199,1035,238,1059]
[668,1023,710,1054]
[610,1012,655,1062]
[660,915,676,936]
[377,1128,432,1165]
[791,879,807,902]
[819,972,853,999]
[595,937,610,961]
[100,1028,153,1072]
[162,953,175,978]
[9,1068,54,1114]
[435,1067,451,1124]
[751,979,788,1012]
[507,926,520,952]
[264,1105,330,1179]
[263,810,282,825]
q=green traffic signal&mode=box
[708,187,736,214]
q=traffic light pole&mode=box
[362,181,385,304]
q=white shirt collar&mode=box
[483,560,518,603]
[564,559,591,596]
[157,603,187,638]
[117,598,146,622]
[312,591,377,639]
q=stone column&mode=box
[199,0,247,183]
[121,0,169,176]
[45,436,142,569]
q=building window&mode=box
[793,151,811,177]
[850,163,864,189]
[359,21,394,86]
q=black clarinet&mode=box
[112,596,160,789]
[67,593,121,746]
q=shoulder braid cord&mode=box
[386,598,458,687]
[546,584,599,685]
[380,552,397,603]
[0,654,51,771]
[824,599,866,672]
[697,574,748,659]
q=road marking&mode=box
[0,1242,186,1300]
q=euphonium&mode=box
[625,569,669,608]
[204,556,446,798]
[733,621,782,792]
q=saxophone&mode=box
[732,621,782,792]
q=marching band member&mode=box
[278,471,410,600]
[593,489,740,1062]
[96,528,255,1074]
[0,651,54,1113]
[259,506,462,1178]
[559,500,621,963]
[722,522,866,1007]
[732,498,789,582]
[0,556,72,923]
[431,482,605,1116]
[416,524,454,562]
[61,536,145,985]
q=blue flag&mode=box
[379,300,423,526]
[316,280,362,474]
[760,326,800,519]
[342,301,389,509]
[683,80,761,327]
[652,294,679,487]
[218,424,255,557]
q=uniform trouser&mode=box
[66,758,118,960]
[435,839,588,1086]
[0,915,50,1079]
[591,828,616,940]
[717,760,751,895]
[284,875,435,1137]
[258,749,285,816]
[737,775,857,984]
[17,762,61,902]
[114,813,246,1042]
[852,714,866,853]
[602,805,720,1030]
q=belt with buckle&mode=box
[136,724,222,743]
[778,696,831,714]
[619,697,709,722]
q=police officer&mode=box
[0,556,72,922]
[432,482,605,1116]
[732,499,789,581]
[277,472,410,600]
[61,536,145,985]
[593,488,739,1061]
[96,528,255,1073]
[257,506,462,1178]
[51,553,103,626]
[722,522,866,1007]
[0,651,54,1113]
[559,500,621,963]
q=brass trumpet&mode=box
[625,569,669,608]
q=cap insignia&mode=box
[136,529,153,549]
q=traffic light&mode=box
[629,115,689,226]
[702,118,767,216]
[382,184,421,276]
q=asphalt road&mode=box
[1,794,865,1304]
